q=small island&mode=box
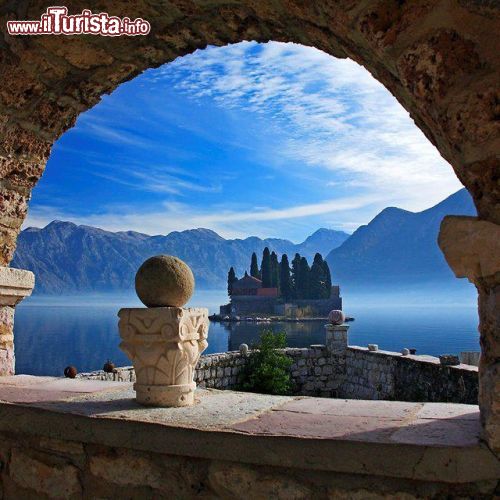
[216,248,342,320]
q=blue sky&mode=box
[25,41,463,242]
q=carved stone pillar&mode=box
[118,307,208,407]
[0,266,35,376]
[438,215,500,455]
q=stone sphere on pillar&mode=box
[328,309,345,325]
[135,255,195,308]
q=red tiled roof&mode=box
[233,274,262,289]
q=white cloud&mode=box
[160,42,462,211]
[24,193,381,240]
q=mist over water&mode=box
[14,284,479,376]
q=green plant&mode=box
[239,330,292,395]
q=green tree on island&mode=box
[291,253,301,299]
[297,256,311,299]
[227,266,237,297]
[279,254,292,301]
[322,259,332,298]
[250,252,260,279]
[310,253,327,299]
[270,251,280,291]
[227,249,332,300]
[261,247,272,287]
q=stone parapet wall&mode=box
[78,366,136,382]
[1,422,496,499]
[342,347,478,404]
[195,352,247,389]
[285,346,344,397]
[80,337,478,404]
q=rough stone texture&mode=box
[0,0,498,453]
[1,431,498,500]
[0,305,15,376]
[8,447,82,498]
[135,255,194,308]
[439,216,500,283]
[0,266,34,375]
[118,306,208,406]
[344,347,478,403]
[0,378,499,499]
[439,215,500,454]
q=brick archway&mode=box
[0,1,498,452]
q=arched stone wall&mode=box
[0,1,498,452]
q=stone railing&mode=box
[79,323,478,404]
[343,346,478,403]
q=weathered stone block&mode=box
[9,448,81,498]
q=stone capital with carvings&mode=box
[118,307,208,407]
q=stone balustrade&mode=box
[80,323,479,404]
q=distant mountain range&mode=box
[326,189,476,286]
[12,224,349,294]
[12,188,475,294]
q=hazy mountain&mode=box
[12,224,349,294]
[13,189,475,294]
[325,189,476,286]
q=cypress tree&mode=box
[310,253,326,299]
[279,254,292,301]
[291,253,301,299]
[322,259,332,298]
[261,247,272,288]
[227,267,237,297]
[270,251,280,291]
[250,252,260,279]
[298,256,311,299]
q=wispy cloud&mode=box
[87,163,221,196]
[25,193,379,240]
[159,42,462,210]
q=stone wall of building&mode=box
[80,325,478,404]
[230,296,277,315]
[229,297,343,318]
[292,298,343,317]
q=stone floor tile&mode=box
[279,397,421,419]
[416,402,479,420]
[390,417,481,447]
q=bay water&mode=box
[14,286,480,376]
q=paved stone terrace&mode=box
[0,375,498,499]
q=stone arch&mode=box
[0,1,498,452]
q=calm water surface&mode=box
[14,288,480,376]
